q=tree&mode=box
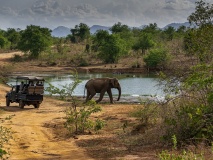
[110,22,133,51]
[17,25,52,59]
[91,30,110,52]
[143,48,169,70]
[177,26,187,34]
[5,28,21,49]
[184,26,213,63]
[185,0,213,63]
[0,35,9,49]
[176,25,188,37]
[70,23,90,43]
[110,22,130,34]
[98,34,126,63]
[132,33,155,54]
[188,0,213,27]
[132,27,141,37]
[142,23,160,36]
[163,26,176,40]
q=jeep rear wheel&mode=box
[19,100,25,109]
[34,103,40,108]
[6,97,10,107]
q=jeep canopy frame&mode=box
[16,76,45,81]
[6,76,45,109]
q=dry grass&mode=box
[44,103,165,159]
[42,100,213,160]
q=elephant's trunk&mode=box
[117,85,121,101]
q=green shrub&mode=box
[0,65,12,84]
[162,101,213,145]
[143,48,170,69]
[159,64,213,145]
[65,100,103,134]
[158,150,204,160]
[158,135,205,160]
[12,54,23,62]
[78,57,89,67]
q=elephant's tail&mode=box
[83,87,86,98]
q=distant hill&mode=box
[51,25,111,37]
[163,22,191,30]
[90,25,111,34]
[51,26,70,37]
[51,22,192,37]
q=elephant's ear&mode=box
[109,78,115,86]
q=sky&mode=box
[0,0,211,30]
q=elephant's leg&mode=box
[96,90,105,103]
[88,90,96,100]
[107,89,113,103]
[86,90,91,102]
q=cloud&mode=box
[0,0,202,29]
[0,6,17,16]
[30,0,63,16]
[164,0,195,10]
[141,0,197,27]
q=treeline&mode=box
[0,21,191,69]
[0,0,211,73]
[0,2,212,71]
[0,14,193,70]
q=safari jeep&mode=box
[5,76,45,109]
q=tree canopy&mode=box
[188,0,213,27]
[70,23,90,43]
[98,34,127,63]
[5,28,21,49]
[17,25,52,59]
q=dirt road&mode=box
[1,86,148,160]
[1,88,94,160]
[0,52,93,159]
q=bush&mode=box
[12,54,23,62]
[65,100,103,134]
[159,64,213,145]
[143,48,170,70]
[0,65,12,84]
[161,99,213,145]
[159,150,204,160]
[130,101,159,126]
[78,57,89,67]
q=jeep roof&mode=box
[16,76,45,81]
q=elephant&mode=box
[84,78,121,104]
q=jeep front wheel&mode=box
[19,100,25,109]
[6,97,10,107]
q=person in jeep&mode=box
[20,81,24,91]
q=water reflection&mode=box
[7,72,164,97]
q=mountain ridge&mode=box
[51,22,191,37]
